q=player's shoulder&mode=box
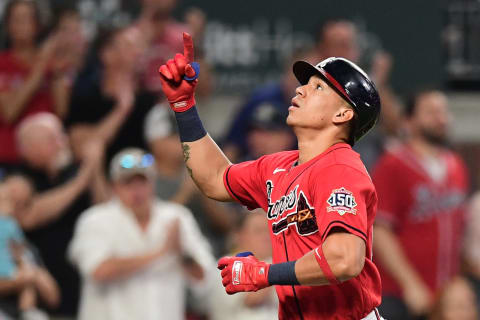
[320,144,370,178]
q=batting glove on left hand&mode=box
[217,252,270,294]
[158,32,200,112]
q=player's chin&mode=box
[286,114,297,127]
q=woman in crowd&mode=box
[0,0,80,170]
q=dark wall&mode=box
[175,0,449,95]
[32,0,450,95]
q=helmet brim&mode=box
[293,60,357,110]
[293,60,324,86]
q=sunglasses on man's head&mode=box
[119,154,154,169]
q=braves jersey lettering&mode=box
[410,185,466,221]
[223,144,382,319]
[266,180,298,219]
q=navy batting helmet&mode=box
[292,57,381,145]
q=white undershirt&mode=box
[421,155,447,183]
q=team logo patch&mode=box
[272,191,318,236]
[326,187,357,216]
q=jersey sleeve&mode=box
[371,154,405,229]
[313,165,374,242]
[223,156,268,210]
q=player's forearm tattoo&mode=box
[182,143,193,177]
[182,143,191,162]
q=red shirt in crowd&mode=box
[224,143,382,320]
[140,21,189,93]
[372,144,468,297]
[0,50,55,164]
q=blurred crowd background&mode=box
[0,0,479,320]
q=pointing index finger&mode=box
[183,32,194,62]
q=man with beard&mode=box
[372,89,469,320]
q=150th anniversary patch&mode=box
[326,187,357,216]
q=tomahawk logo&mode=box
[272,191,319,236]
[326,187,357,216]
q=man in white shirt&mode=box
[68,148,214,320]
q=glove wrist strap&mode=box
[267,261,300,286]
[175,106,207,142]
[170,95,196,113]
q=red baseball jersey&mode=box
[372,144,468,297]
[224,143,381,320]
[0,51,55,163]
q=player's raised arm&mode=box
[158,33,233,202]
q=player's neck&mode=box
[296,129,345,165]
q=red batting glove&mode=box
[158,33,199,112]
[217,255,270,294]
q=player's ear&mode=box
[332,106,354,125]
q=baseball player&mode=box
[158,33,383,319]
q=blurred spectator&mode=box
[183,7,206,45]
[313,19,360,62]
[0,174,59,320]
[372,89,469,320]
[67,26,157,168]
[69,148,214,320]
[15,112,108,317]
[145,105,236,257]
[222,50,303,161]
[429,276,478,320]
[130,2,214,103]
[208,211,278,320]
[0,0,83,170]
[464,191,480,308]
[243,102,296,161]
[182,7,213,100]
[51,6,88,84]
[314,19,402,171]
[133,0,190,94]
